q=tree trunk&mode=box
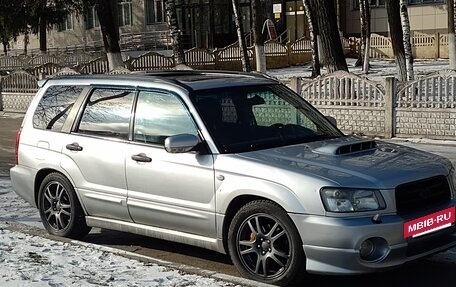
[448,0,456,70]
[363,35,370,73]
[39,16,47,54]
[23,30,29,56]
[356,0,370,74]
[312,0,347,73]
[400,0,414,80]
[385,0,407,81]
[2,42,7,56]
[231,0,251,72]
[362,0,370,73]
[166,0,189,68]
[96,0,124,70]
[303,0,320,77]
[355,0,366,67]
[252,0,266,73]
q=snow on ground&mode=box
[0,178,241,287]
[266,58,451,82]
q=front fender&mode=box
[216,172,305,214]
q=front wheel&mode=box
[227,200,305,286]
[38,173,91,239]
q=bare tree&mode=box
[231,0,251,72]
[355,0,370,74]
[312,0,347,73]
[448,0,456,70]
[400,0,414,80]
[252,0,266,73]
[165,0,190,69]
[303,0,320,77]
[95,0,124,70]
[385,0,407,81]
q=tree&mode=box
[303,0,320,77]
[400,0,414,80]
[385,0,407,81]
[448,0,456,70]
[231,0,251,72]
[355,0,370,74]
[0,1,27,55]
[24,0,71,54]
[64,0,124,70]
[165,0,189,69]
[252,0,266,73]
[312,0,348,73]
[89,0,124,70]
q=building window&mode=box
[408,0,445,4]
[85,6,99,29]
[118,0,132,26]
[146,0,165,25]
[353,0,385,9]
[58,14,74,32]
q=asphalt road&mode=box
[1,112,456,286]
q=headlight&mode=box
[320,188,386,213]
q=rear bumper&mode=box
[290,205,456,275]
[10,165,37,208]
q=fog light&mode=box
[358,237,389,262]
[359,239,375,258]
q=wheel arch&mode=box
[221,195,296,255]
[34,168,79,208]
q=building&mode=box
[6,0,451,55]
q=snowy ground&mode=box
[266,58,450,82]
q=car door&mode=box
[125,89,216,238]
[61,87,135,222]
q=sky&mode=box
[0,58,455,286]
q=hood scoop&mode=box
[313,139,378,156]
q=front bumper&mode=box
[290,204,456,275]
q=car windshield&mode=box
[192,84,343,153]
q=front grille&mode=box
[406,225,456,257]
[395,175,452,214]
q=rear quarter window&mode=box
[33,85,84,131]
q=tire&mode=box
[38,172,91,239]
[227,200,305,286]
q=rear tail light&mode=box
[15,127,22,165]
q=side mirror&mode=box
[326,116,337,127]
[164,134,200,153]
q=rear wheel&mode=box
[227,200,305,286]
[38,173,91,239]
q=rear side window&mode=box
[33,85,84,131]
[77,88,135,139]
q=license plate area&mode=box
[403,206,456,238]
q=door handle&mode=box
[131,153,152,163]
[66,142,83,151]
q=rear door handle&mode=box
[66,142,83,151]
[131,153,152,163]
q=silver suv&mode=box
[10,71,456,286]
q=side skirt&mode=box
[86,216,226,254]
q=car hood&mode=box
[236,136,452,189]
